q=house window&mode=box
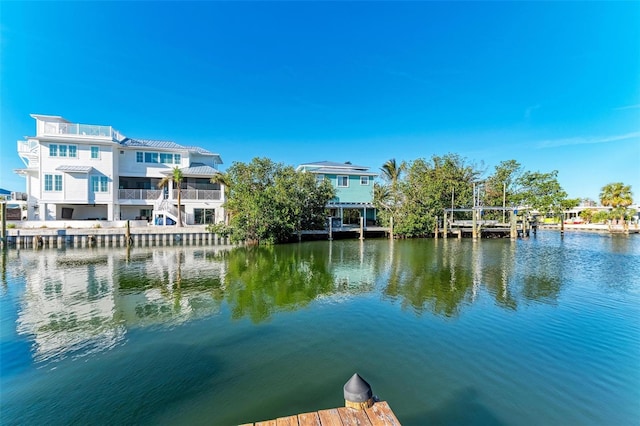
[59,145,67,157]
[174,154,181,164]
[316,174,325,183]
[44,174,62,192]
[194,208,215,224]
[360,176,369,185]
[160,153,173,164]
[136,152,144,163]
[91,146,100,159]
[145,152,159,163]
[50,144,58,157]
[337,175,349,187]
[68,145,77,158]
[91,176,109,192]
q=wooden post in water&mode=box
[443,211,448,238]
[328,216,333,241]
[510,210,517,240]
[125,220,131,247]
[472,207,478,240]
[344,373,373,410]
[1,202,6,250]
[359,216,364,240]
[435,216,439,239]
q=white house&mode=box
[15,114,225,225]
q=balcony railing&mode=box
[119,189,222,201]
[173,189,222,201]
[39,121,124,141]
[118,189,163,200]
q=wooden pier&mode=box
[242,374,400,426]
[241,401,400,426]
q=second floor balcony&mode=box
[118,189,222,201]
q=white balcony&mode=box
[38,120,124,141]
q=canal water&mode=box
[1,232,639,425]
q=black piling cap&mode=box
[343,373,373,402]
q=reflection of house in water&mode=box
[16,251,123,362]
[327,241,377,292]
[13,248,228,362]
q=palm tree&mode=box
[378,159,406,239]
[600,182,633,221]
[210,172,231,224]
[158,166,184,227]
[381,158,405,187]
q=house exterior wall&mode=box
[16,115,225,224]
[326,174,373,204]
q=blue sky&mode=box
[1,1,639,201]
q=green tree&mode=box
[600,182,633,221]
[513,170,577,226]
[157,166,184,227]
[217,157,335,244]
[484,160,523,207]
[395,154,481,237]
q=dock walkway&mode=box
[241,401,400,426]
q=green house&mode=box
[296,161,378,226]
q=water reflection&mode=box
[380,238,568,316]
[5,235,630,363]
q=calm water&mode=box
[1,232,639,425]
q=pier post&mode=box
[328,217,333,241]
[510,211,517,240]
[126,220,131,247]
[1,202,6,250]
[472,208,478,240]
[359,217,364,240]
[344,373,373,410]
[443,213,447,239]
[435,216,439,239]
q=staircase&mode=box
[153,195,187,225]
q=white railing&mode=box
[18,139,38,154]
[171,189,222,200]
[118,189,163,200]
[40,121,124,141]
[155,198,187,225]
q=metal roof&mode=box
[120,139,221,162]
[161,164,220,177]
[120,138,184,150]
[298,161,370,170]
[305,167,377,176]
[55,165,93,173]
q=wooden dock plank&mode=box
[298,411,321,426]
[317,408,344,426]
[276,415,299,426]
[337,407,373,425]
[255,421,277,426]
[365,401,401,426]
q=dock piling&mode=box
[344,373,374,410]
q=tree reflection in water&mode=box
[8,238,569,363]
[380,239,564,317]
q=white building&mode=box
[15,114,225,225]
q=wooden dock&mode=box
[241,401,400,426]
